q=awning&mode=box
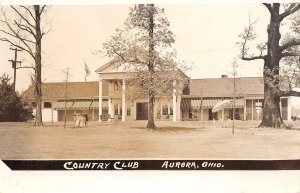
[181,98,191,109]
[71,101,92,110]
[90,100,109,109]
[53,101,74,110]
[212,100,233,113]
[181,98,244,109]
[191,99,226,108]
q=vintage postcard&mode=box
[0,0,300,192]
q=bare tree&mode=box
[238,3,300,128]
[230,59,240,134]
[103,4,189,129]
[0,5,50,126]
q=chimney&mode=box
[221,74,228,78]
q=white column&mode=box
[173,81,177,122]
[177,94,181,121]
[122,79,126,122]
[108,98,112,121]
[98,78,103,122]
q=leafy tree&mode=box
[0,74,33,122]
[103,4,189,129]
[0,5,50,126]
[238,3,300,128]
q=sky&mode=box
[0,3,270,92]
[1,1,300,193]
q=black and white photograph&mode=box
[0,0,300,192]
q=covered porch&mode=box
[181,97,245,121]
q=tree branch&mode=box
[14,20,36,39]
[263,3,272,13]
[280,90,300,97]
[40,5,47,15]
[17,66,36,71]
[281,52,300,58]
[0,29,35,44]
[239,15,266,61]
[0,38,35,58]
[242,55,266,61]
[10,6,35,29]
[0,19,35,58]
[19,6,36,21]
[41,26,52,37]
[279,39,300,52]
[278,3,300,21]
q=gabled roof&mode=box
[95,58,122,74]
[22,81,108,101]
[188,77,264,97]
[96,58,189,79]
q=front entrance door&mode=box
[136,102,148,120]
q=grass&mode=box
[0,120,300,159]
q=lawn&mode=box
[0,120,300,159]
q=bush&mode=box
[0,74,34,122]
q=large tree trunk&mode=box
[260,77,283,128]
[146,4,156,129]
[147,91,156,129]
[240,3,300,128]
[259,4,285,128]
[34,5,43,126]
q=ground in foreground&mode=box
[0,120,300,159]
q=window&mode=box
[190,108,199,119]
[114,104,118,115]
[162,105,168,115]
[127,107,131,116]
[113,81,119,91]
[170,107,173,115]
[44,102,52,108]
[281,98,288,108]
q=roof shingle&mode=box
[22,81,108,100]
[188,77,264,97]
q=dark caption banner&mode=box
[2,160,300,170]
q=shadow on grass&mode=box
[132,126,206,132]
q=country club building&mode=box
[22,60,300,122]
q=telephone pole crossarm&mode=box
[8,47,23,92]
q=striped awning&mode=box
[90,100,109,109]
[181,98,244,109]
[181,98,191,109]
[53,101,74,110]
[71,101,92,110]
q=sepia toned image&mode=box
[0,1,300,193]
[1,2,300,161]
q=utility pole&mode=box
[8,47,22,92]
